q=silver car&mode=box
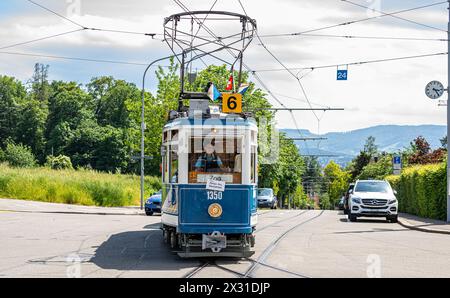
[257,188,277,209]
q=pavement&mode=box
[0,198,143,215]
[398,213,450,235]
[1,199,450,278]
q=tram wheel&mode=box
[170,231,178,249]
[163,229,169,244]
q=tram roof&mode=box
[163,116,257,130]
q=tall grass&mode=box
[0,164,161,207]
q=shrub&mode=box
[45,155,73,170]
[386,162,446,220]
[3,141,36,168]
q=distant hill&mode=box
[282,125,447,167]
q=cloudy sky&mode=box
[0,0,447,134]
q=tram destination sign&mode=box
[206,178,226,192]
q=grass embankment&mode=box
[386,162,446,221]
[0,164,161,207]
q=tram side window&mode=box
[163,145,169,183]
[251,145,257,184]
[169,145,178,183]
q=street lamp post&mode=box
[447,0,450,222]
[140,54,181,210]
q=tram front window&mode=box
[189,138,242,184]
[194,143,224,172]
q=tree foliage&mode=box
[408,136,446,165]
[0,62,309,209]
[323,161,350,208]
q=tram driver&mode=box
[194,141,224,173]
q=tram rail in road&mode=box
[182,210,324,279]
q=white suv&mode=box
[348,180,398,223]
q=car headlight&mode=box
[389,199,397,204]
[352,197,361,204]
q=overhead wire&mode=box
[252,52,448,73]
[25,0,161,38]
[258,32,448,42]
[341,0,448,33]
[0,28,85,50]
[237,0,315,155]
[0,50,170,67]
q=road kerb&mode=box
[398,218,450,235]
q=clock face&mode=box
[425,81,444,99]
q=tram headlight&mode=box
[208,203,223,218]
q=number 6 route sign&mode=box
[222,93,242,113]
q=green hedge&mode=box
[386,163,447,220]
[0,164,161,207]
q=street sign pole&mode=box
[447,0,450,222]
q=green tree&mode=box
[30,63,50,103]
[364,135,378,156]
[440,135,447,148]
[323,161,350,209]
[0,76,27,147]
[87,76,140,128]
[276,134,305,207]
[302,156,322,198]
[347,136,379,179]
[126,60,179,175]
[15,99,48,161]
[358,154,393,180]
[45,81,93,156]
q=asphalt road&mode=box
[1,206,450,278]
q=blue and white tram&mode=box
[160,112,258,258]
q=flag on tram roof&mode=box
[238,83,250,95]
[207,83,221,101]
[226,75,234,91]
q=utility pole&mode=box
[447,0,450,222]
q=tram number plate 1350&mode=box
[207,191,223,200]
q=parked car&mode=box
[257,188,277,209]
[145,190,162,216]
[347,180,398,223]
[337,197,345,210]
[343,183,355,215]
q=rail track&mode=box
[182,210,324,278]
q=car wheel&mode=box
[348,213,357,222]
[344,209,349,215]
[388,215,398,223]
[146,211,154,216]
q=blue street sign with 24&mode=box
[337,69,348,81]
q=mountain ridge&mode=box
[281,124,446,166]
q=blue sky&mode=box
[0,0,447,133]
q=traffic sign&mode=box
[393,155,402,172]
[337,69,348,81]
[222,93,242,113]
